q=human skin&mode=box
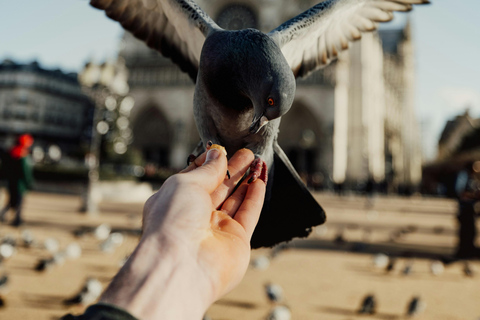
[99,147,266,320]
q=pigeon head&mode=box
[200,29,296,134]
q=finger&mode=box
[211,149,254,208]
[232,179,266,239]
[220,180,250,217]
[180,152,207,173]
[183,148,228,193]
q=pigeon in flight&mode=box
[90,0,429,248]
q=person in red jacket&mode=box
[0,134,34,226]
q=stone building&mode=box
[120,0,422,191]
[0,60,93,162]
[422,110,480,196]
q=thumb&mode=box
[184,148,228,193]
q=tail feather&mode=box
[250,142,326,248]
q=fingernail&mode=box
[205,148,220,163]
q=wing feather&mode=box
[90,0,221,82]
[268,0,429,78]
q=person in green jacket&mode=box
[0,134,34,227]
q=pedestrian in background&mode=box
[0,134,34,227]
[454,160,480,258]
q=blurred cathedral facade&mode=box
[117,0,422,191]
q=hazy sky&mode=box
[1,0,479,161]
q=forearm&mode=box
[100,236,212,320]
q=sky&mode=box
[1,0,479,161]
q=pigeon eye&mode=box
[267,98,275,106]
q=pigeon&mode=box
[94,224,111,241]
[430,260,444,276]
[21,230,35,248]
[333,229,346,245]
[43,238,59,253]
[35,257,56,272]
[402,260,414,276]
[1,236,16,247]
[406,296,426,317]
[463,261,474,277]
[100,232,124,252]
[251,255,271,270]
[0,274,8,293]
[265,283,284,303]
[0,243,15,261]
[266,305,291,320]
[91,0,429,248]
[373,253,389,269]
[64,242,82,260]
[385,257,396,273]
[63,278,103,306]
[358,294,376,315]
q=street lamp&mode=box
[78,59,130,214]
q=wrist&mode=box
[100,236,212,320]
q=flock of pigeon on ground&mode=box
[0,223,127,311]
[0,221,477,319]
[247,223,478,320]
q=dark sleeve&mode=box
[60,303,139,320]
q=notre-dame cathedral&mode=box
[119,0,422,192]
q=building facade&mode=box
[0,60,93,163]
[120,0,422,191]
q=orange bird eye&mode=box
[267,98,275,106]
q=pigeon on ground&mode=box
[0,274,8,293]
[358,294,376,315]
[43,238,59,253]
[406,296,426,317]
[64,242,82,260]
[251,255,271,270]
[402,260,414,276]
[94,224,111,241]
[373,253,389,269]
[430,260,444,276]
[266,305,291,320]
[21,230,35,248]
[265,282,284,303]
[385,257,396,273]
[91,0,429,248]
[63,278,103,306]
[35,257,56,272]
[0,243,15,262]
[463,261,474,277]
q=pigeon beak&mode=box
[249,115,269,134]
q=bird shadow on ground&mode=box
[85,263,118,274]
[21,292,67,310]
[215,298,259,309]
[22,219,77,232]
[5,263,37,275]
[287,238,453,261]
[318,306,400,320]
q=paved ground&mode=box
[0,191,479,320]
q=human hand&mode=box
[100,147,266,320]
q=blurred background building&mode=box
[422,110,480,196]
[0,59,93,165]
[0,0,424,194]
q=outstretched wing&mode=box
[268,0,429,78]
[90,0,221,82]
